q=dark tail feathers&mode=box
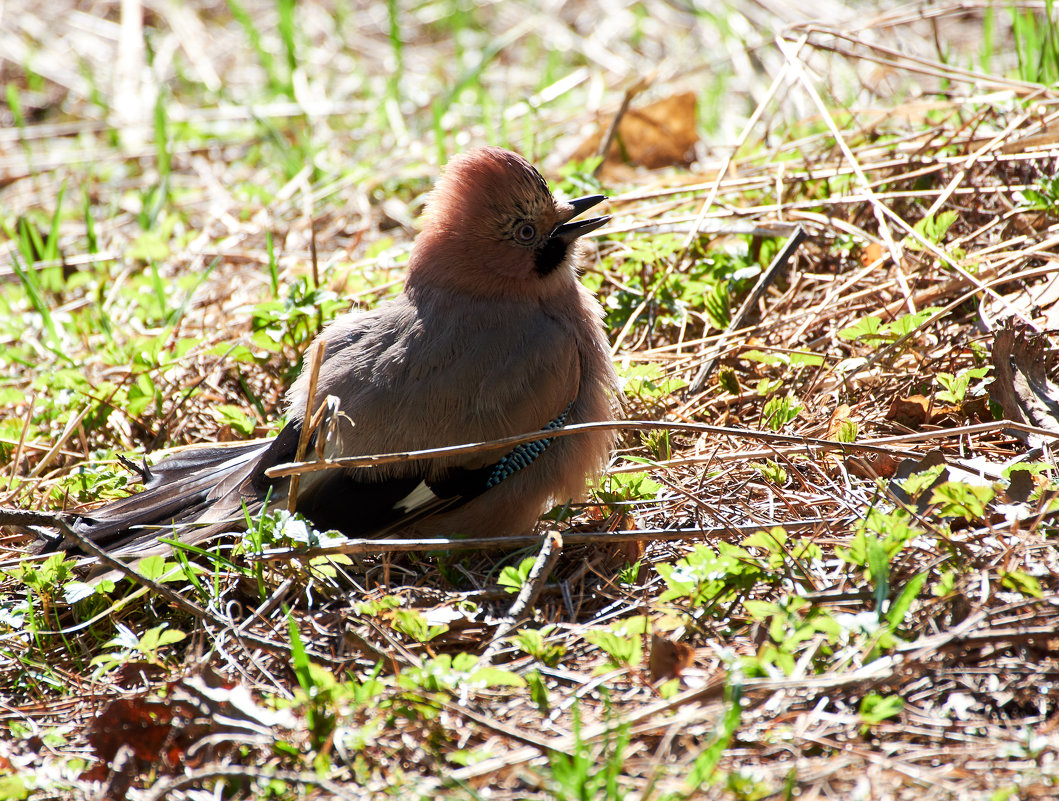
[47,437,287,555]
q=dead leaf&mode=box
[572,92,698,171]
[619,538,645,568]
[886,395,960,428]
[887,395,931,428]
[860,242,885,266]
[86,697,179,767]
[845,452,900,479]
[112,660,166,689]
[960,395,991,423]
[649,633,694,682]
[827,403,852,439]
[990,319,1059,445]
[1005,468,1034,504]
[84,669,295,780]
[983,264,1059,327]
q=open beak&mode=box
[552,194,610,245]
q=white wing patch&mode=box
[395,480,441,513]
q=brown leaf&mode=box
[827,403,852,439]
[990,319,1059,445]
[860,242,885,267]
[619,538,645,567]
[572,92,698,171]
[84,670,295,781]
[886,395,960,428]
[86,697,177,766]
[886,395,931,428]
[1005,468,1035,503]
[983,265,1059,328]
[960,395,991,423]
[845,452,900,479]
[112,660,166,689]
[649,633,694,682]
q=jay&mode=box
[46,147,621,554]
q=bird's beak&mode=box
[552,194,610,244]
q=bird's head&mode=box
[407,147,609,300]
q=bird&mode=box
[43,146,622,556]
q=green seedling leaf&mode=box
[214,404,257,437]
[618,560,643,585]
[752,460,787,485]
[788,351,825,367]
[137,625,185,653]
[999,570,1043,598]
[933,570,957,597]
[127,215,178,261]
[866,535,890,619]
[9,553,75,596]
[740,349,784,365]
[742,528,786,552]
[835,418,858,442]
[92,623,186,673]
[898,463,948,500]
[838,315,883,341]
[935,366,989,405]
[526,669,550,714]
[0,774,29,800]
[622,362,687,400]
[718,368,739,395]
[125,372,158,417]
[741,349,824,367]
[859,692,904,729]
[133,555,186,583]
[498,556,536,594]
[656,542,765,608]
[1021,175,1059,211]
[392,609,448,642]
[761,395,801,431]
[355,595,401,616]
[884,308,940,339]
[906,210,957,249]
[886,572,928,630]
[288,612,312,694]
[703,280,731,330]
[511,626,565,667]
[930,481,994,520]
[594,471,661,506]
[584,616,647,668]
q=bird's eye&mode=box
[515,223,537,243]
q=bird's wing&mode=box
[285,401,572,537]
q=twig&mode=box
[248,519,839,562]
[264,417,1058,479]
[593,76,651,175]
[479,531,563,665]
[143,766,361,801]
[670,37,802,276]
[687,225,808,393]
[777,35,901,269]
[288,338,326,513]
[28,403,92,479]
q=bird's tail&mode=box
[46,439,282,555]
